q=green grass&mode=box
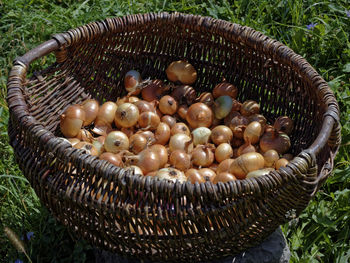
[0,0,349,262]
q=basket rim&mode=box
[7,12,341,209]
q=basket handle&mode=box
[14,39,59,68]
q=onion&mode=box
[213,80,238,99]
[259,130,291,154]
[116,96,129,106]
[67,138,80,146]
[263,150,279,168]
[128,96,140,104]
[104,131,129,153]
[76,129,93,143]
[274,116,294,135]
[99,152,122,166]
[198,168,216,182]
[161,115,176,128]
[171,122,191,136]
[227,114,249,139]
[96,101,117,124]
[211,125,233,145]
[224,111,241,127]
[74,142,98,156]
[169,133,193,153]
[215,143,233,163]
[192,127,211,146]
[141,79,166,101]
[177,104,189,120]
[209,163,219,173]
[240,100,260,117]
[186,103,213,128]
[243,121,262,144]
[136,130,155,145]
[155,122,171,145]
[166,60,197,85]
[138,111,160,130]
[169,150,191,171]
[92,119,112,136]
[197,92,214,106]
[171,85,196,105]
[128,149,160,174]
[81,99,99,126]
[282,153,294,161]
[159,95,178,115]
[248,114,267,132]
[150,144,168,168]
[213,172,236,184]
[237,141,256,156]
[276,158,289,169]
[213,96,233,119]
[186,169,205,184]
[129,134,148,154]
[92,139,105,156]
[60,105,85,138]
[229,152,265,179]
[217,159,234,174]
[124,70,142,95]
[232,137,244,148]
[155,168,187,183]
[192,144,215,167]
[246,168,274,179]
[114,103,139,128]
[126,165,144,176]
[133,100,156,113]
[121,127,134,138]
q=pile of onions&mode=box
[59,61,295,186]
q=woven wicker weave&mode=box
[7,13,340,262]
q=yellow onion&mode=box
[192,127,212,146]
[169,133,193,153]
[129,133,148,154]
[92,119,113,136]
[215,143,233,163]
[198,168,216,182]
[133,100,156,113]
[126,165,144,176]
[74,142,98,156]
[186,169,205,184]
[197,92,214,106]
[259,130,291,154]
[155,168,187,183]
[60,105,85,138]
[246,168,274,179]
[211,125,233,145]
[177,104,189,120]
[81,99,99,126]
[99,152,122,166]
[128,148,160,174]
[124,70,142,95]
[161,115,176,128]
[150,144,168,168]
[192,144,215,167]
[171,122,191,136]
[240,100,260,117]
[217,159,234,174]
[92,139,105,156]
[213,95,233,119]
[114,103,139,128]
[138,111,160,130]
[227,114,249,139]
[76,129,93,143]
[248,114,267,132]
[212,172,236,184]
[243,121,262,144]
[166,60,197,85]
[276,158,289,169]
[141,79,167,101]
[229,152,265,179]
[96,101,117,124]
[213,80,238,99]
[263,150,279,168]
[169,150,191,171]
[104,131,129,153]
[237,141,256,156]
[159,95,178,115]
[155,122,171,145]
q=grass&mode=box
[0,0,349,262]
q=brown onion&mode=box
[155,122,171,145]
[217,159,234,174]
[104,131,129,153]
[240,100,260,117]
[197,92,214,106]
[276,158,289,169]
[227,115,249,139]
[150,144,168,168]
[213,172,236,184]
[169,133,193,153]
[60,105,85,138]
[192,144,215,167]
[74,142,98,156]
[114,103,139,128]
[159,95,178,115]
[155,168,187,183]
[116,96,129,106]
[199,168,216,182]
[215,143,233,163]
[248,114,267,133]
[141,79,166,101]
[224,111,241,127]
[129,149,160,174]
[213,80,238,99]
[99,152,122,166]
[186,169,205,184]
[76,129,93,143]
[229,152,265,179]
[237,141,256,156]
[169,150,191,171]
[129,134,148,154]
[259,130,291,154]
[166,60,197,85]
[211,125,233,145]
[244,121,262,144]
[96,101,117,124]
[124,70,142,95]
[171,85,196,105]
[138,111,160,130]
[274,116,294,135]
[133,100,156,113]
[161,115,176,128]
[136,130,155,144]
[263,150,279,168]
[186,103,213,128]
[171,122,191,136]
[81,99,99,126]
[177,104,189,120]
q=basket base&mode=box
[92,228,290,263]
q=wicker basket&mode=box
[7,12,341,262]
